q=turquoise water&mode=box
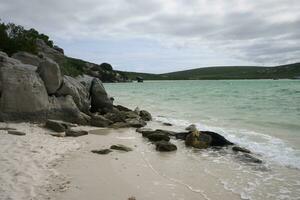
[105,80,300,168]
[105,80,300,199]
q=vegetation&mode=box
[61,57,87,77]
[0,20,53,56]
[121,63,300,80]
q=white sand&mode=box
[0,122,84,200]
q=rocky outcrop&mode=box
[56,75,90,113]
[37,57,63,94]
[36,39,65,66]
[139,110,152,121]
[0,54,49,121]
[90,78,113,113]
[12,51,42,66]
[90,115,112,127]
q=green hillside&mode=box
[121,63,300,80]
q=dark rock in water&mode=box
[174,132,190,140]
[163,122,172,126]
[122,111,140,119]
[155,141,177,152]
[136,76,143,82]
[185,124,197,132]
[90,115,112,127]
[109,122,130,128]
[147,132,170,142]
[139,110,152,121]
[201,131,234,146]
[7,130,26,136]
[91,149,112,155]
[90,78,113,113]
[110,144,132,152]
[0,127,17,131]
[114,105,132,112]
[155,129,177,136]
[136,128,155,136]
[125,118,146,128]
[237,153,262,164]
[65,129,88,137]
[185,131,212,149]
[232,146,251,153]
[45,119,74,132]
[104,108,126,123]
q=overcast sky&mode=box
[1,0,299,73]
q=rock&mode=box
[110,144,132,152]
[122,111,140,119]
[104,108,126,123]
[90,78,113,113]
[53,45,64,54]
[134,107,140,114]
[7,130,26,136]
[237,153,262,164]
[125,118,146,128]
[163,122,172,126]
[174,132,190,140]
[201,131,234,146]
[136,127,155,135]
[109,122,130,128]
[90,115,112,127]
[56,75,90,113]
[147,132,170,142]
[37,57,63,94]
[155,141,177,152]
[45,119,71,132]
[36,39,65,66]
[48,95,91,125]
[139,110,152,121]
[185,131,212,149]
[185,124,197,132]
[0,55,49,121]
[232,146,251,153]
[12,51,42,66]
[0,127,17,131]
[91,149,112,155]
[65,129,88,137]
[114,105,132,112]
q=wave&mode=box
[154,116,300,170]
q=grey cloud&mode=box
[0,0,299,66]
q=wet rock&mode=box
[109,122,130,128]
[174,132,190,140]
[114,105,132,112]
[65,129,88,137]
[147,132,170,142]
[237,153,262,164]
[136,128,155,135]
[110,144,132,152]
[7,130,26,136]
[155,141,177,152]
[185,124,197,132]
[90,115,112,127]
[125,118,146,128]
[91,149,112,155]
[45,119,75,132]
[185,131,212,149]
[201,131,234,146]
[163,122,172,126]
[139,110,152,121]
[232,146,251,153]
[0,127,17,131]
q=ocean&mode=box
[105,80,300,200]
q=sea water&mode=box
[105,80,300,200]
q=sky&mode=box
[0,0,299,73]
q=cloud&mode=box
[0,0,299,71]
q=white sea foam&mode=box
[0,122,80,200]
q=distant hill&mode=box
[121,62,300,80]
